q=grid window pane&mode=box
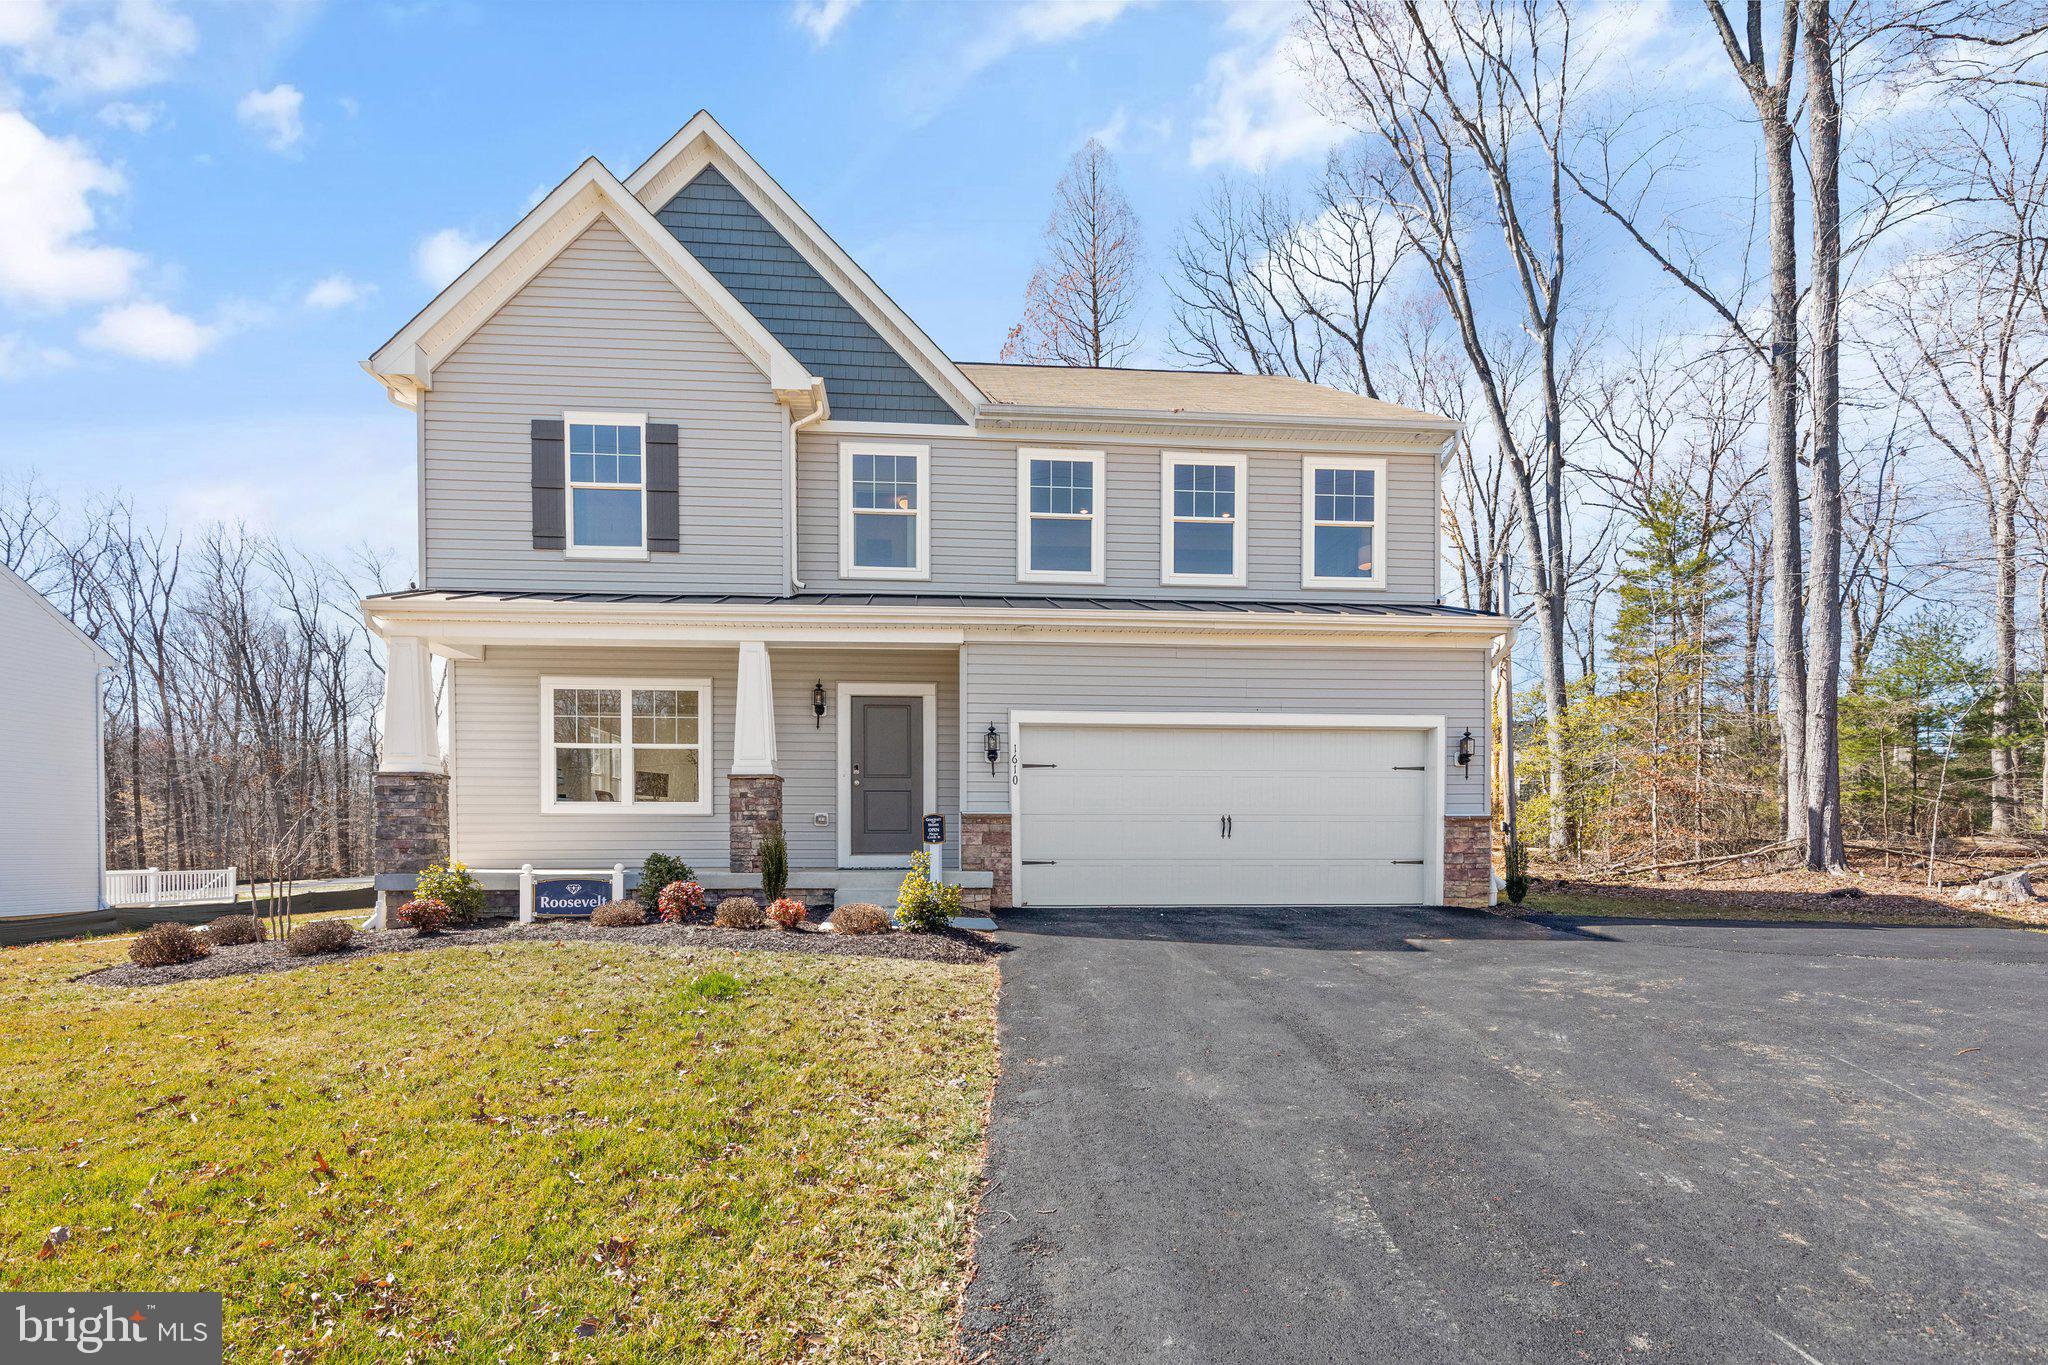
[853,510,915,567]
[633,748,700,804]
[569,425,594,454]
[1174,520,1235,576]
[555,745,622,803]
[1030,458,1093,516]
[570,452,594,483]
[1314,467,1374,524]
[1030,516,1093,573]
[852,453,918,510]
[1172,463,1235,519]
[553,688,621,743]
[632,689,700,745]
[617,426,640,455]
[1314,524,1374,578]
[572,488,642,547]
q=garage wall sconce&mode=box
[811,681,827,728]
[984,724,1002,773]
[1457,728,1475,775]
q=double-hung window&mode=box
[840,441,929,579]
[1160,452,1248,586]
[1302,456,1384,588]
[542,678,711,814]
[565,413,646,558]
[1017,448,1105,583]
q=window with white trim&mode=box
[1161,453,1247,586]
[566,413,647,557]
[543,679,710,813]
[1301,456,1385,588]
[1018,449,1105,582]
[840,441,929,578]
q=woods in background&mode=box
[2,475,389,883]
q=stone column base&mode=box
[729,773,784,873]
[373,771,449,919]
[1443,815,1494,908]
[962,813,1012,908]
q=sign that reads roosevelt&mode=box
[534,878,610,918]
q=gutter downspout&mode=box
[786,389,830,592]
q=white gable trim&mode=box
[364,157,823,416]
[624,112,983,424]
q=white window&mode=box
[1160,452,1248,586]
[540,678,711,814]
[565,412,647,558]
[1017,448,1106,584]
[1301,456,1385,589]
[839,441,929,580]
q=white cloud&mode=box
[96,99,161,132]
[792,0,862,44]
[899,0,1148,123]
[414,226,489,288]
[80,299,216,363]
[0,332,76,378]
[236,82,304,152]
[1190,3,1346,171]
[0,108,142,307]
[1088,106,1130,149]
[0,0,197,98]
[303,273,370,309]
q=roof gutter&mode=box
[973,402,1462,438]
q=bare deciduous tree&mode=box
[1001,139,1144,367]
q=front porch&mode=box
[369,613,996,920]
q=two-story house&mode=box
[361,112,1509,920]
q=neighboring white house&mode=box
[0,564,113,918]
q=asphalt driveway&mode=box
[959,906,2048,1363]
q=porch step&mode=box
[832,871,909,905]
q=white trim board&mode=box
[1005,710,1447,909]
[836,682,940,869]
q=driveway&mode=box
[959,906,2048,1363]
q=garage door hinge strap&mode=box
[1393,859,1425,865]
[1021,860,1058,865]
[1021,763,1058,769]
[1393,765,1426,771]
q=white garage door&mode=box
[1015,721,1437,907]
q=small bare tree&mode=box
[1001,139,1143,367]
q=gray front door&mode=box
[851,696,923,857]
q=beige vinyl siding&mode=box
[448,646,957,871]
[423,218,788,594]
[0,574,104,917]
[959,640,1490,818]
[798,433,1440,602]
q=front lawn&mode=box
[0,929,997,1361]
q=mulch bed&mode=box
[80,916,1001,989]
[1533,869,2048,927]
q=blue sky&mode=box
[0,0,1739,577]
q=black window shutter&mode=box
[530,418,565,550]
[647,422,680,553]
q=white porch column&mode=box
[731,640,779,776]
[378,634,444,773]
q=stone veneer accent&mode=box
[961,813,1012,908]
[373,771,449,917]
[1443,815,1495,908]
[728,773,784,873]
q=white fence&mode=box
[104,866,237,908]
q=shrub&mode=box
[397,897,452,935]
[829,902,890,936]
[591,899,648,928]
[1504,836,1529,905]
[678,970,742,1003]
[130,922,210,967]
[765,897,806,931]
[657,879,705,923]
[639,853,694,911]
[894,850,958,933]
[414,862,485,926]
[205,913,265,947]
[286,920,354,956]
[713,896,764,929]
[759,827,789,902]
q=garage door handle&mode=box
[1393,765,1425,771]
[1022,860,1057,866]
[1392,859,1425,865]
[1021,762,1058,769]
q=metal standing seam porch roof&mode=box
[366,588,1498,618]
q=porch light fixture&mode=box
[812,680,827,728]
[1457,728,1475,775]
[984,723,1002,773]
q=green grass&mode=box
[0,931,997,1361]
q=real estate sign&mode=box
[534,878,610,918]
